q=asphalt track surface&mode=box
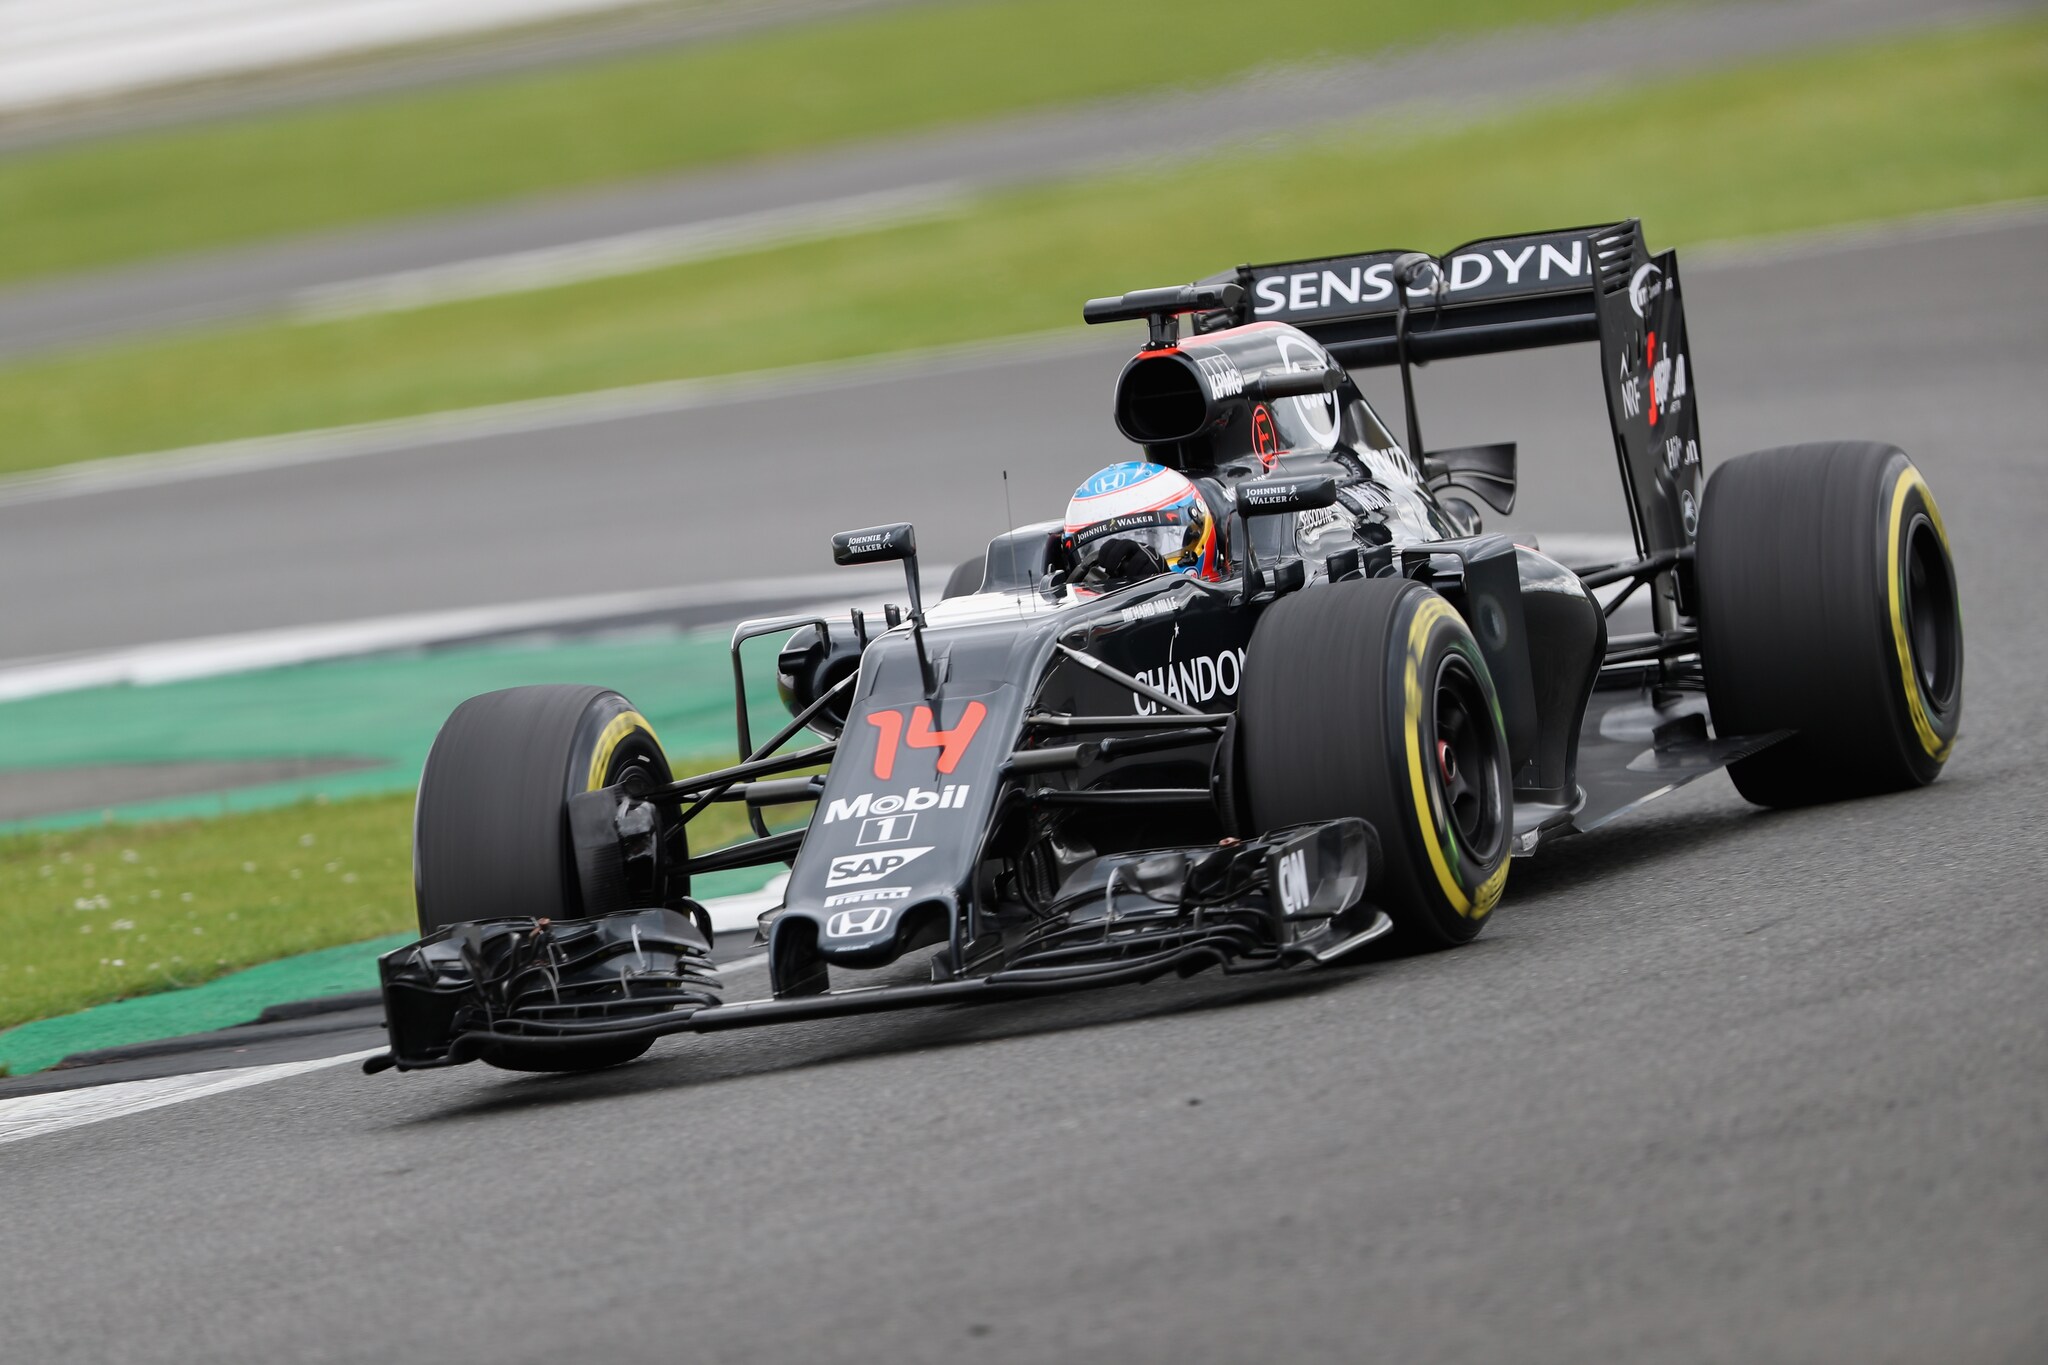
[0,212,2036,663]
[0,0,2022,360]
[1,220,2043,1361]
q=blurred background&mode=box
[0,0,2040,1057]
[3,5,2046,1362]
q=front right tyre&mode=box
[1240,578,1512,950]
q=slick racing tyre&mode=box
[1241,578,1511,950]
[415,685,673,933]
[414,686,674,1072]
[1696,442,1962,807]
[942,553,986,599]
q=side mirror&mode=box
[832,522,916,565]
[1422,442,1517,515]
[832,521,934,693]
[1237,474,1337,517]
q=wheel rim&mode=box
[1431,653,1506,865]
[1901,514,1960,716]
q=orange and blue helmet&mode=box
[1062,462,1221,583]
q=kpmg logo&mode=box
[825,905,894,937]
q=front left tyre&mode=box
[412,685,674,1073]
[414,684,673,935]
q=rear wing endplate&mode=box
[1203,220,1703,555]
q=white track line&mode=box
[0,1047,383,1144]
[294,184,967,321]
[0,328,1101,511]
[0,0,656,113]
[0,570,915,702]
[4,199,2040,513]
[0,946,778,1142]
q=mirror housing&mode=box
[833,522,916,566]
[832,521,934,694]
[1236,474,1338,517]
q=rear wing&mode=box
[1202,220,1703,556]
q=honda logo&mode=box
[826,905,893,937]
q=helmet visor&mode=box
[1069,506,1211,577]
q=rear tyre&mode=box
[1241,578,1511,950]
[943,553,986,599]
[1696,442,1962,807]
[413,685,672,1072]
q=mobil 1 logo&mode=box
[856,813,916,846]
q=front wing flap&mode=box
[368,819,1385,1073]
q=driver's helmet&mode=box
[1062,462,1221,591]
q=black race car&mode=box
[368,220,1963,1075]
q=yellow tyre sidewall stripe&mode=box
[1402,596,1509,921]
[587,708,660,791]
[1885,466,1955,761]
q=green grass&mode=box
[2,17,2041,477]
[0,794,415,1034]
[0,0,1645,286]
[0,779,771,1034]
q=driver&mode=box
[1061,462,1223,594]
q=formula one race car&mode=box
[368,219,1963,1075]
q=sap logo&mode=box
[825,905,893,937]
[1629,262,1665,318]
[1131,648,1247,716]
[824,785,970,823]
[824,846,932,887]
[1276,847,1310,916]
[1195,354,1244,399]
[822,886,913,908]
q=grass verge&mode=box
[2,17,2040,477]
[0,0,1644,286]
[0,780,768,1038]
